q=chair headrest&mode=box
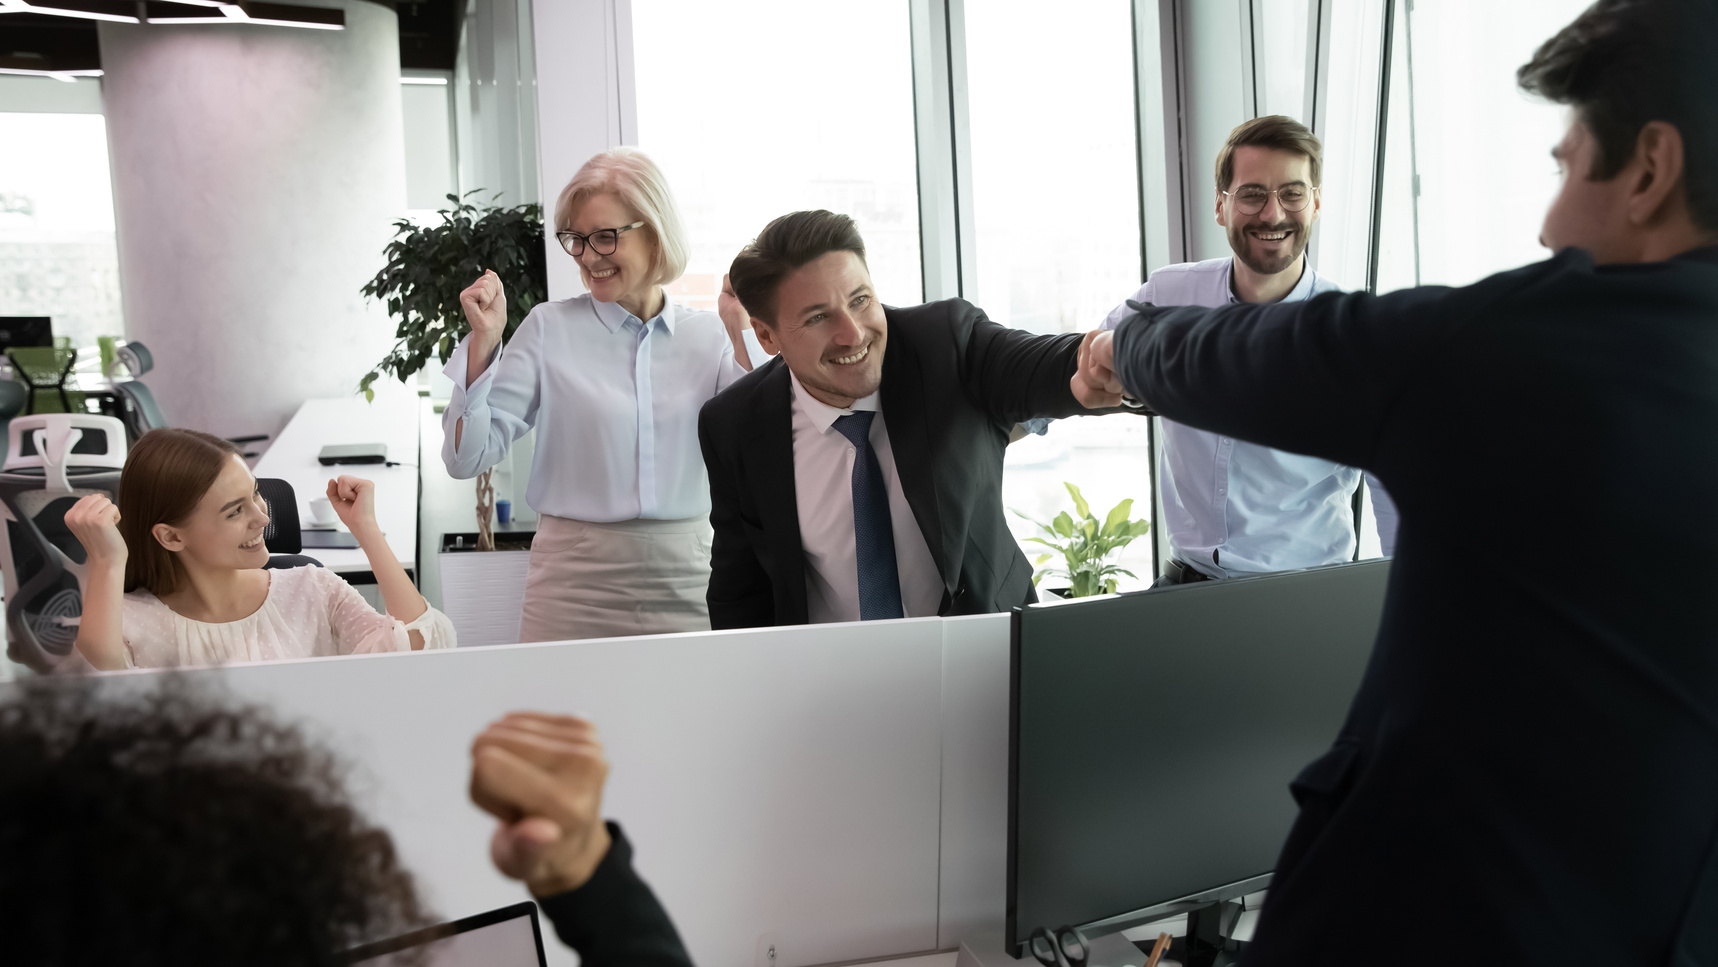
[4,415,128,493]
[115,341,154,377]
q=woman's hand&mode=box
[719,272,762,371]
[325,476,379,539]
[461,270,508,386]
[64,493,128,566]
[461,269,508,339]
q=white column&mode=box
[97,1,407,440]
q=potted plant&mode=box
[361,191,545,552]
[1015,482,1152,598]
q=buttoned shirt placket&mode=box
[632,316,659,518]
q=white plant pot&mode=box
[437,531,533,646]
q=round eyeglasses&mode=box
[556,220,645,257]
[1222,185,1318,216]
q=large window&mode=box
[1375,0,1592,293]
[0,105,125,349]
[964,0,1154,591]
[632,1,922,313]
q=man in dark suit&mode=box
[1076,1,1718,962]
[698,210,1115,630]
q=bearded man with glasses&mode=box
[1097,115,1398,586]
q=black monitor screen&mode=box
[1007,561,1389,952]
[0,317,51,351]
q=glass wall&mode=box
[963,0,1154,591]
[1309,0,1386,292]
[631,0,922,313]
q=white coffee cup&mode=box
[308,497,337,526]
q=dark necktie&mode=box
[831,411,904,620]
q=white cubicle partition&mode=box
[22,614,1021,967]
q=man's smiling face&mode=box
[1217,145,1321,277]
[751,250,888,409]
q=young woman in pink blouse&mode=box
[64,428,455,669]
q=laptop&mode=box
[342,902,548,967]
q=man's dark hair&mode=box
[1518,0,1718,230]
[728,210,868,326]
[1215,114,1323,191]
[0,679,427,966]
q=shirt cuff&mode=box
[442,334,499,414]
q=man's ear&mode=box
[1215,190,1229,227]
[151,522,185,553]
[1629,120,1688,228]
[750,317,781,356]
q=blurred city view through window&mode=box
[633,0,923,313]
[966,0,1155,592]
[0,110,126,349]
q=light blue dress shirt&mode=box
[1101,257,1399,578]
[441,294,757,522]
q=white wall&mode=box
[20,615,1011,967]
[96,1,407,441]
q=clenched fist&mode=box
[1071,329,1126,409]
[470,712,613,897]
[64,493,128,565]
[460,269,508,339]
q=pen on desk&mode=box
[1144,932,1171,967]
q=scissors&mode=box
[1029,925,1092,967]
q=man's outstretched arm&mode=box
[1078,286,1454,470]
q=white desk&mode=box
[252,390,420,577]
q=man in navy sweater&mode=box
[1073,1,1718,962]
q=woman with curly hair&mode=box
[63,427,455,669]
[0,680,428,966]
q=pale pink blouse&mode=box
[120,564,455,668]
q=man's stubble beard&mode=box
[1228,219,1310,277]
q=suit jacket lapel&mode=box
[880,312,956,592]
[741,358,809,624]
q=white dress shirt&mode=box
[1101,256,1399,577]
[789,371,944,623]
[441,294,764,522]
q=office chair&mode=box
[107,341,269,456]
[256,476,322,570]
[0,379,28,421]
[0,414,127,672]
[7,346,84,416]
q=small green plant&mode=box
[359,191,546,403]
[1015,483,1152,598]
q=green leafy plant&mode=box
[1014,483,1152,598]
[359,191,546,402]
[360,191,546,551]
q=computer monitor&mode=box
[0,317,52,351]
[343,902,548,966]
[1007,560,1389,957]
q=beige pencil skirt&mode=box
[517,514,714,642]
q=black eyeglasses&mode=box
[1222,185,1317,216]
[556,220,645,257]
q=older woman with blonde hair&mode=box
[441,147,762,642]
